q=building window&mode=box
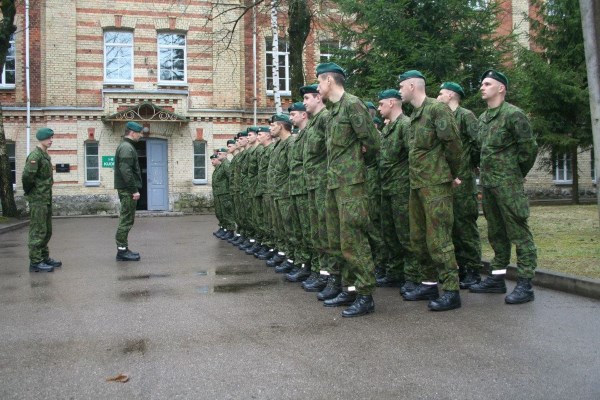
[193,141,207,184]
[554,152,572,184]
[104,31,133,83]
[265,38,290,95]
[7,142,15,186]
[85,141,100,185]
[158,33,186,83]
[1,34,15,87]
[320,40,341,63]
[468,0,489,10]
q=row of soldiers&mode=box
[210,63,538,317]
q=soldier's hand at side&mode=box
[132,192,140,200]
[361,146,366,154]
[452,178,462,188]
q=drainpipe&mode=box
[25,0,31,155]
[252,1,257,125]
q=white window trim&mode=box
[0,34,16,88]
[553,153,572,185]
[7,142,16,190]
[104,31,134,84]
[192,141,207,185]
[84,141,100,186]
[265,39,291,96]
[157,33,187,85]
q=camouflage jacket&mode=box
[302,107,329,190]
[408,97,462,189]
[238,148,252,195]
[479,101,538,188]
[326,92,381,189]
[22,146,53,204]
[257,141,275,196]
[379,114,411,194]
[212,159,230,196]
[114,138,142,193]
[454,106,481,195]
[247,144,264,198]
[289,129,307,196]
[270,135,293,199]
[228,153,239,193]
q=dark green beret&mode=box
[227,139,236,145]
[288,102,306,112]
[36,128,54,141]
[239,130,249,137]
[440,82,465,98]
[270,114,291,124]
[373,117,382,125]
[300,84,319,95]
[258,126,270,132]
[218,148,228,153]
[480,69,508,89]
[247,126,260,133]
[398,70,426,84]
[378,89,402,100]
[316,62,346,78]
[365,101,377,110]
[210,154,218,159]
[126,121,143,132]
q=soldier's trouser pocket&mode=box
[28,202,52,263]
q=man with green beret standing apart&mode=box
[212,149,235,240]
[316,62,381,317]
[469,70,538,304]
[22,128,62,272]
[114,121,143,261]
[437,82,484,289]
[399,70,463,311]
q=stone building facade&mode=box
[2,0,595,216]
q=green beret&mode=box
[36,128,54,141]
[209,154,218,159]
[270,114,291,124]
[300,84,319,95]
[258,126,270,133]
[378,89,402,100]
[226,139,236,145]
[247,126,260,133]
[126,121,143,132]
[480,69,508,89]
[239,130,249,137]
[218,148,228,153]
[398,70,426,84]
[288,102,306,112]
[316,62,346,78]
[440,82,465,98]
[373,117,382,125]
[365,101,377,110]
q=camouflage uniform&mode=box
[238,149,253,237]
[259,142,276,249]
[22,147,54,264]
[114,137,142,248]
[365,156,386,270]
[289,129,312,266]
[247,144,265,242]
[270,136,294,259]
[325,93,380,295]
[408,97,462,291]
[479,101,538,278]
[229,152,241,231]
[212,159,235,231]
[379,114,420,282]
[452,106,484,274]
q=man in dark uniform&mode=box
[22,128,62,272]
[114,121,143,261]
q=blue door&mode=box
[146,139,169,211]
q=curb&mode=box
[0,220,29,235]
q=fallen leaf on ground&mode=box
[106,373,129,383]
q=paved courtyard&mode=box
[0,215,598,399]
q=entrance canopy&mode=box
[102,101,190,125]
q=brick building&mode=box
[2,0,595,215]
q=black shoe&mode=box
[253,245,268,257]
[403,284,439,301]
[214,228,225,237]
[459,270,481,289]
[221,230,234,240]
[245,242,261,255]
[324,291,357,307]
[376,275,404,287]
[258,249,275,261]
[428,291,461,311]
[286,264,311,282]
[342,295,375,317]
[44,258,62,268]
[317,275,342,301]
[469,274,507,294]
[302,271,319,286]
[275,260,295,273]
[505,278,535,304]
[400,280,418,295]
[303,274,328,292]
[374,265,386,280]
[228,234,241,244]
[116,249,141,261]
[238,238,252,250]
[233,235,246,245]
[266,253,286,267]
[29,262,54,272]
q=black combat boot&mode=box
[323,291,357,307]
[228,234,241,244]
[213,227,225,237]
[275,259,295,273]
[303,273,329,292]
[238,238,252,250]
[44,258,62,268]
[505,278,534,304]
[266,252,286,267]
[302,271,319,287]
[245,241,260,255]
[469,274,507,293]
[29,261,54,272]
[374,265,386,280]
[400,280,418,295]
[376,274,404,288]
[428,291,461,311]
[459,269,481,289]
[317,275,342,301]
[258,248,275,260]
[286,264,311,282]
[222,230,235,240]
[342,295,375,317]
[116,248,141,261]
[402,283,439,301]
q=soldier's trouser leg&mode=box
[381,193,402,278]
[367,187,386,268]
[409,184,458,291]
[329,183,376,295]
[308,187,329,274]
[28,202,52,264]
[214,195,223,226]
[482,185,537,279]
[218,194,236,231]
[271,197,283,251]
[252,195,264,242]
[291,194,311,265]
[276,196,295,261]
[262,195,275,248]
[233,193,241,232]
[116,190,137,248]
[390,189,420,283]
[452,190,483,271]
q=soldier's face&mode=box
[398,81,411,103]
[481,78,503,101]
[378,99,391,118]
[269,122,281,138]
[227,143,235,153]
[317,75,330,100]
[217,152,227,160]
[39,137,53,149]
[211,158,219,167]
[248,132,257,144]
[437,89,452,105]
[303,94,316,114]
[257,131,267,145]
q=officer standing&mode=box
[114,121,143,261]
[469,70,538,304]
[398,70,463,311]
[212,149,235,240]
[22,128,62,272]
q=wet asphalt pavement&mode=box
[0,215,599,400]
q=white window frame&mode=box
[7,142,16,189]
[1,34,16,88]
[265,38,290,96]
[554,152,573,184]
[469,0,489,10]
[319,40,343,63]
[157,32,187,85]
[84,141,100,186]
[591,149,596,184]
[104,31,134,84]
[192,141,207,184]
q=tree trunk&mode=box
[270,0,282,114]
[0,102,18,216]
[571,146,580,204]
[287,0,311,100]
